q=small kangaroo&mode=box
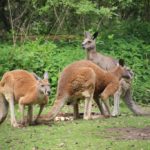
[0,70,50,127]
[42,59,131,121]
[82,31,146,116]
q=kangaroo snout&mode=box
[123,68,134,79]
[40,89,51,96]
[43,88,51,96]
[47,90,51,96]
[82,43,85,49]
[122,74,131,79]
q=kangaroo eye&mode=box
[88,41,91,44]
[41,85,45,87]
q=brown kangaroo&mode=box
[41,59,131,121]
[82,31,148,116]
[0,70,50,127]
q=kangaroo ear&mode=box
[32,72,41,80]
[119,59,125,67]
[44,72,49,80]
[85,31,92,38]
[92,32,98,40]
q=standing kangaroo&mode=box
[82,31,147,116]
[41,59,131,121]
[0,70,50,127]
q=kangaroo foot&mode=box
[111,111,121,117]
[12,122,25,128]
[104,114,111,118]
[83,116,92,120]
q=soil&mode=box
[106,126,150,140]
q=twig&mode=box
[7,0,16,46]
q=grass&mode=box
[0,104,150,150]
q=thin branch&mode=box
[53,7,69,40]
[53,5,61,25]
[7,0,15,46]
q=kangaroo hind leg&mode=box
[112,89,121,117]
[5,94,20,127]
[83,93,93,120]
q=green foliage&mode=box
[75,0,98,15]
[0,0,150,40]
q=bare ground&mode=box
[106,126,150,140]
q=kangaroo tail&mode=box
[0,94,9,124]
[124,89,150,116]
[46,95,68,120]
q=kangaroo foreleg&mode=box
[101,83,118,116]
[34,104,45,122]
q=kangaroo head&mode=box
[82,31,98,51]
[37,72,51,96]
[116,59,133,79]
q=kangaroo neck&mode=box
[86,48,97,59]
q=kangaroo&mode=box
[0,70,50,127]
[40,59,131,121]
[82,31,148,116]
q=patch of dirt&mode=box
[106,126,150,140]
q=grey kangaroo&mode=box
[82,31,148,116]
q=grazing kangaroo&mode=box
[82,31,147,116]
[42,59,131,121]
[0,70,50,127]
